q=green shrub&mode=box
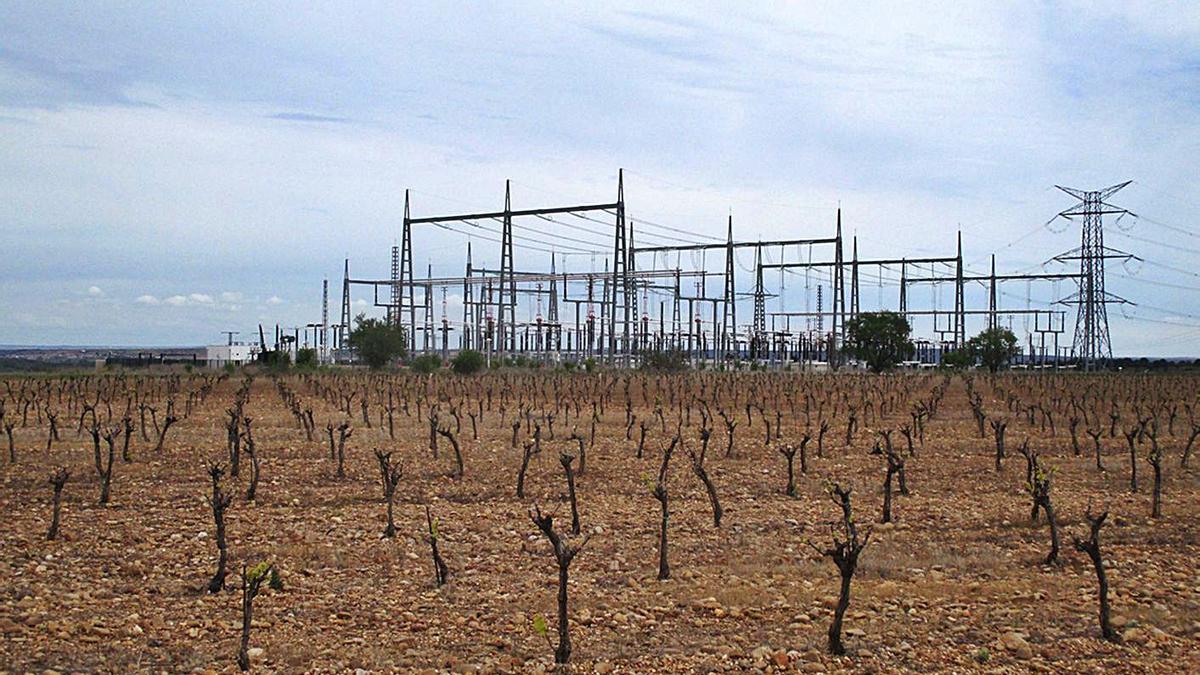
[451,349,485,375]
[295,347,318,368]
[409,354,442,374]
[640,349,690,372]
[258,349,291,369]
[940,348,974,370]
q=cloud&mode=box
[267,112,352,124]
[1,5,1198,353]
[87,285,103,296]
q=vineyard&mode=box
[1,370,1198,673]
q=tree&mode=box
[966,327,1020,372]
[425,506,450,586]
[47,467,70,540]
[347,314,407,369]
[374,448,402,537]
[529,504,591,665]
[843,312,913,373]
[206,463,233,593]
[1073,508,1117,641]
[687,425,723,528]
[810,482,871,655]
[237,562,281,671]
[649,436,679,580]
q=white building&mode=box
[205,344,256,368]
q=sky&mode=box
[1,1,1199,355]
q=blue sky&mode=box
[1,2,1198,355]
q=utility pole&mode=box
[850,235,859,320]
[720,215,736,363]
[954,231,965,348]
[401,191,416,353]
[221,331,238,346]
[831,209,844,366]
[389,244,400,326]
[672,263,681,351]
[321,279,329,363]
[339,258,351,350]
[610,169,627,365]
[462,241,473,351]
[988,255,997,330]
[752,241,765,359]
[497,181,514,357]
[1049,182,1137,370]
[628,218,638,356]
[548,253,559,352]
[440,286,450,360]
[423,263,434,353]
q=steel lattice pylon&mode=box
[389,245,400,327]
[1049,181,1138,371]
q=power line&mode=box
[623,168,836,213]
[431,221,596,256]
[1112,229,1200,256]
[1111,272,1200,293]
[1136,214,1200,239]
[621,212,726,241]
[1141,258,1200,280]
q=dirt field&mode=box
[1,370,1198,673]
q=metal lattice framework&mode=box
[318,171,1112,369]
[1049,182,1139,371]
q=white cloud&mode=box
[135,294,160,305]
[266,295,284,305]
[189,293,214,304]
[220,291,243,303]
[164,295,188,306]
[87,285,103,296]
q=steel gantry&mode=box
[322,173,1107,369]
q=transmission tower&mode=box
[1049,181,1137,370]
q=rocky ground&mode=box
[1,372,1198,673]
